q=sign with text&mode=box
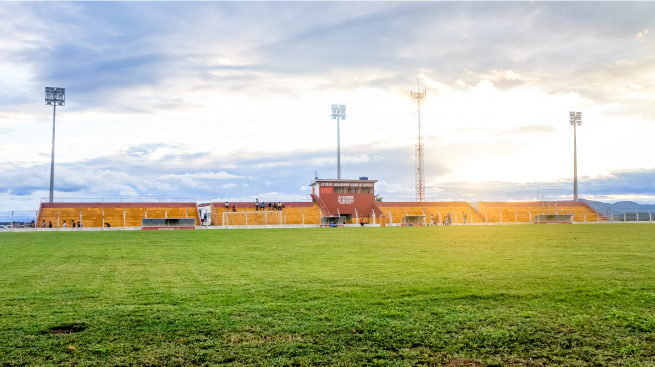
[338,196,354,204]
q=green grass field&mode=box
[1,225,655,366]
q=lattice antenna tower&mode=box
[411,75,426,202]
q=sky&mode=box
[1,1,655,210]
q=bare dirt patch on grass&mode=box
[48,323,86,335]
[444,358,484,366]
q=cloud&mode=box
[2,2,655,210]
[221,183,236,188]
[159,171,245,180]
[472,68,547,84]
[376,182,414,195]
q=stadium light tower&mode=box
[331,104,346,179]
[45,87,65,203]
[569,111,581,201]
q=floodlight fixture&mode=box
[331,104,346,179]
[45,87,65,106]
[46,87,65,203]
[569,111,582,201]
[331,104,346,120]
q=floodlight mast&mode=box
[45,87,65,203]
[331,104,346,179]
[569,111,582,201]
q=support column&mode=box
[49,105,56,203]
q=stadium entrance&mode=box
[534,214,573,224]
[142,218,196,230]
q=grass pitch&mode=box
[1,225,655,366]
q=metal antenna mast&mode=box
[411,75,426,202]
[569,111,582,201]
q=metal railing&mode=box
[41,197,196,203]
[211,196,312,203]
[312,194,331,217]
[379,198,481,202]
[0,211,39,228]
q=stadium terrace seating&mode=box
[209,202,322,226]
[378,202,485,224]
[36,202,201,228]
[478,201,605,223]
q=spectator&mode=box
[63,221,66,228]
[278,202,282,211]
[273,203,277,210]
[48,221,52,228]
[225,201,229,209]
[268,202,272,210]
[79,222,82,228]
[360,218,364,227]
[232,205,236,212]
[261,202,265,211]
[105,223,111,227]
[72,220,76,228]
[463,212,467,224]
[255,198,259,211]
[42,220,46,228]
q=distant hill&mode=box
[581,199,655,214]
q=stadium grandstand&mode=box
[478,201,605,223]
[209,201,323,226]
[36,201,201,228]
[3,177,624,231]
